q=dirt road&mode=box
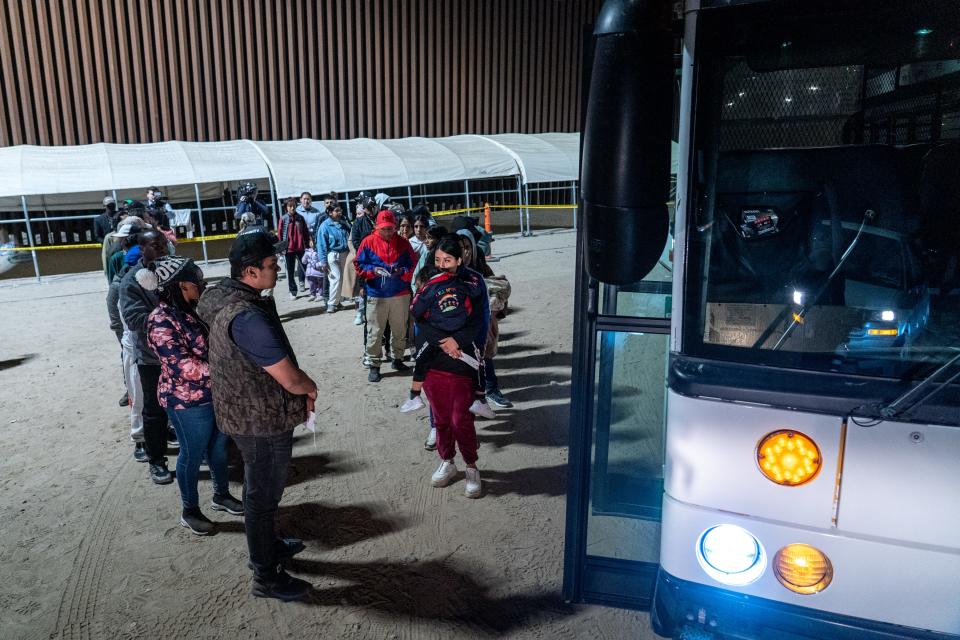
[0,230,657,639]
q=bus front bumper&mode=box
[651,570,959,640]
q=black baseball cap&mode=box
[228,232,283,267]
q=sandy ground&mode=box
[0,229,658,640]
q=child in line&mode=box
[401,236,493,419]
[301,241,325,302]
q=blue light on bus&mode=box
[697,524,767,586]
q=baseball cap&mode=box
[103,196,116,206]
[229,232,283,267]
[112,217,151,237]
[376,210,397,229]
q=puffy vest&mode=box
[198,278,306,437]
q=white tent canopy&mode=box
[0,133,580,209]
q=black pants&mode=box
[232,431,293,579]
[137,363,168,464]
[284,252,305,294]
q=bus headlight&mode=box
[774,544,833,594]
[696,524,766,586]
[757,430,821,486]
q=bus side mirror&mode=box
[581,0,673,285]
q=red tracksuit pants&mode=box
[422,369,478,465]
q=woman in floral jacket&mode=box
[142,255,243,535]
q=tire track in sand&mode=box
[52,453,135,640]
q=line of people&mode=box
[101,186,515,603]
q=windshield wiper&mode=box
[757,208,875,351]
[877,349,960,419]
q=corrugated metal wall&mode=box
[0,0,601,146]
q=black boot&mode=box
[252,568,312,602]
[391,359,410,372]
[368,367,382,383]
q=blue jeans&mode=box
[166,403,230,509]
[484,357,499,394]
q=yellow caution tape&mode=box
[3,204,585,251]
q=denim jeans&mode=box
[232,431,293,579]
[284,252,305,294]
[137,364,168,464]
[484,357,499,394]
[166,403,229,510]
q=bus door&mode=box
[563,237,674,608]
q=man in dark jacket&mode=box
[94,196,118,242]
[118,230,172,482]
[197,232,317,602]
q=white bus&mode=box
[563,1,960,638]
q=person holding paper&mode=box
[408,235,489,498]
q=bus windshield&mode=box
[683,3,960,380]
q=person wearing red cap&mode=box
[354,210,418,382]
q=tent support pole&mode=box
[516,176,524,236]
[524,183,533,237]
[193,184,209,265]
[571,181,577,231]
[406,185,413,209]
[267,174,279,231]
[20,196,41,281]
[464,180,471,213]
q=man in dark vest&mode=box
[197,232,317,602]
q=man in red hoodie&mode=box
[354,210,418,382]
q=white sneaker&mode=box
[318,297,327,307]
[307,295,316,302]
[353,311,363,326]
[424,427,437,451]
[289,292,297,300]
[431,460,457,487]
[464,467,481,498]
[469,399,496,419]
[400,396,425,413]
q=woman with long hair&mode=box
[143,255,243,535]
[411,236,489,498]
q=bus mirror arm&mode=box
[581,0,674,286]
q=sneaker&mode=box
[252,568,312,602]
[289,292,297,300]
[469,399,496,419]
[119,393,129,407]
[353,310,363,326]
[400,396,425,413]
[486,390,514,408]
[133,442,148,463]
[317,297,327,308]
[211,493,244,515]
[167,426,179,447]
[464,467,482,498]
[307,295,316,302]
[180,507,215,535]
[424,427,437,451]
[431,460,458,487]
[368,367,382,383]
[391,359,410,372]
[326,305,337,314]
[150,461,173,485]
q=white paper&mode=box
[458,352,480,370]
[305,411,317,433]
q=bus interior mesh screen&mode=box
[718,61,864,151]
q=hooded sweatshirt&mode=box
[354,231,418,298]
